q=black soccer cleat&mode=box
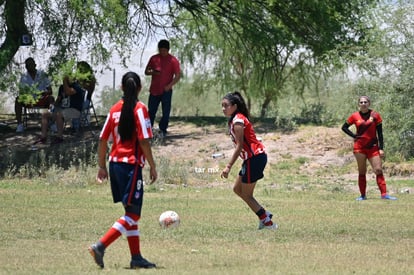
[130,254,156,269]
[88,243,105,268]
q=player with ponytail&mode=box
[221,91,277,230]
[118,73,139,141]
[89,71,157,269]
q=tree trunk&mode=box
[260,95,272,118]
[0,0,27,74]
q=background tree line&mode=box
[0,0,412,159]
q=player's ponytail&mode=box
[119,72,141,142]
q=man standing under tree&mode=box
[144,39,181,138]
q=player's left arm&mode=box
[221,122,244,179]
[139,138,158,183]
[376,123,384,150]
[96,139,109,183]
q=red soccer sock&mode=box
[256,208,273,226]
[99,216,130,248]
[125,213,141,256]
[256,208,267,220]
[358,174,367,197]
[376,174,387,196]
[127,224,140,256]
[99,227,121,249]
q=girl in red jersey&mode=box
[342,96,397,201]
[220,92,277,230]
[89,72,158,269]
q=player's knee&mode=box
[233,186,241,196]
[374,168,383,175]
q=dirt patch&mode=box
[153,122,354,169]
[151,119,414,187]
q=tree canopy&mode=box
[1,1,375,77]
[2,0,414,159]
[172,0,378,116]
[0,0,168,74]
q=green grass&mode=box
[0,172,413,275]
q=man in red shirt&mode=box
[144,39,181,138]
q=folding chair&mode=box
[70,81,98,132]
[80,99,99,128]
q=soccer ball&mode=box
[159,210,180,229]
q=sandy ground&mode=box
[151,119,413,187]
[152,121,354,170]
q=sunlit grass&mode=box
[0,173,412,274]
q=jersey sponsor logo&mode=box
[112,111,121,123]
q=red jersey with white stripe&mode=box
[229,113,266,160]
[346,110,382,150]
[100,99,153,166]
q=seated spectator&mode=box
[34,71,85,144]
[72,61,96,128]
[77,61,96,101]
[15,57,54,132]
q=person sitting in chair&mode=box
[73,61,96,128]
[77,61,96,102]
[15,57,54,133]
[34,69,85,145]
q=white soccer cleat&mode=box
[258,211,274,230]
[263,222,278,230]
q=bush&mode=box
[296,103,325,125]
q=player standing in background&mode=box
[342,95,397,200]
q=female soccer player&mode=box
[220,92,277,230]
[89,72,158,269]
[342,95,397,200]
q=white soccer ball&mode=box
[159,210,180,229]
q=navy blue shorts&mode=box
[239,153,267,183]
[109,162,144,215]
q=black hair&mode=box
[158,39,170,49]
[118,72,141,142]
[25,57,35,65]
[77,61,93,74]
[223,91,250,120]
[76,61,96,100]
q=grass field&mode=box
[0,170,412,275]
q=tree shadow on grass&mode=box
[0,114,101,177]
[0,114,293,177]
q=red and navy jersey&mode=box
[229,113,266,160]
[100,99,153,166]
[346,110,382,150]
